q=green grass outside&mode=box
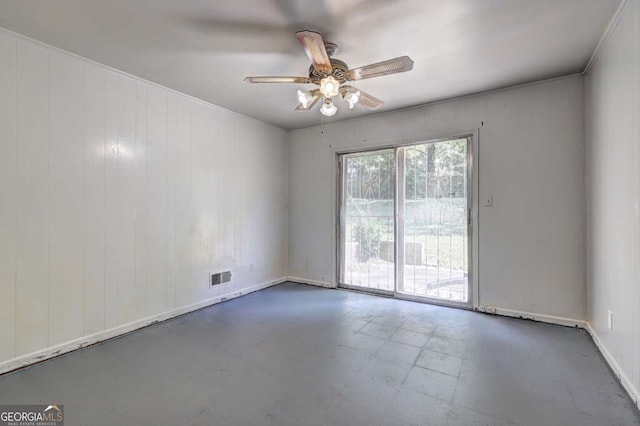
[345,198,468,270]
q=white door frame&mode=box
[334,129,479,310]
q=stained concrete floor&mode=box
[0,282,639,426]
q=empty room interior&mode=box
[0,0,639,425]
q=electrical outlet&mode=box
[608,310,613,331]
[484,195,493,207]
[250,263,255,271]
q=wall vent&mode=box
[210,271,232,287]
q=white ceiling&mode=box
[0,0,620,129]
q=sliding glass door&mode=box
[338,137,471,306]
[338,149,395,293]
[397,139,469,303]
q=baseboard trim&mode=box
[585,323,640,412]
[474,306,586,328]
[0,277,287,376]
[287,279,586,329]
[287,277,335,289]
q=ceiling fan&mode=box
[244,31,414,117]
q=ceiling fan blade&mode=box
[296,30,332,73]
[295,93,322,111]
[244,76,312,83]
[355,88,384,110]
[346,56,414,81]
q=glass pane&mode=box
[340,150,395,291]
[399,139,468,302]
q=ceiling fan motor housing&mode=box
[309,58,349,83]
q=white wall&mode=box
[289,75,586,322]
[585,0,640,407]
[0,29,289,371]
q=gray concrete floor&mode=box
[0,282,638,426]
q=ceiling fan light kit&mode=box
[341,87,361,109]
[320,99,338,117]
[297,89,315,108]
[245,30,414,119]
[319,75,340,98]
